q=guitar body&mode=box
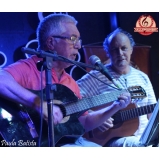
[0,84,147,147]
[0,84,85,147]
[83,103,139,146]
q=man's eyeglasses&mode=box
[52,35,82,46]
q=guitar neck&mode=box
[65,90,125,116]
[116,104,156,122]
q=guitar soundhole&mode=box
[112,112,123,128]
[112,122,123,129]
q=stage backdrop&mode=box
[0,12,159,99]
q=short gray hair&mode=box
[37,13,78,50]
[103,28,136,53]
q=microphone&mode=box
[89,55,121,89]
[21,47,98,70]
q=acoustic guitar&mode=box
[0,84,146,147]
[83,103,156,146]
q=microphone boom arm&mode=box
[21,47,97,70]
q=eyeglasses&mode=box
[52,35,82,46]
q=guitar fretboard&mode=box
[64,90,125,116]
[114,104,156,122]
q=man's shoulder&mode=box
[18,55,42,67]
[26,55,42,63]
[131,66,148,76]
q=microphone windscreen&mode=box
[89,55,101,65]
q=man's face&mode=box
[53,22,81,69]
[108,33,133,71]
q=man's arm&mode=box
[0,70,39,108]
[0,70,63,124]
[78,93,131,132]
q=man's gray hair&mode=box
[37,13,78,50]
[103,28,136,53]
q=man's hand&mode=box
[97,117,114,132]
[52,105,63,125]
[114,92,131,110]
[42,100,63,125]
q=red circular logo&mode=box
[134,15,158,36]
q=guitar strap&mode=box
[19,105,39,139]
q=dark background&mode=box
[0,12,159,100]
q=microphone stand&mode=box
[21,47,97,147]
[42,56,55,147]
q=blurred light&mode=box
[1,109,12,121]
[0,51,7,68]
[110,12,118,31]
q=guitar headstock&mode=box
[128,86,147,100]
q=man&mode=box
[77,28,157,147]
[0,14,130,147]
